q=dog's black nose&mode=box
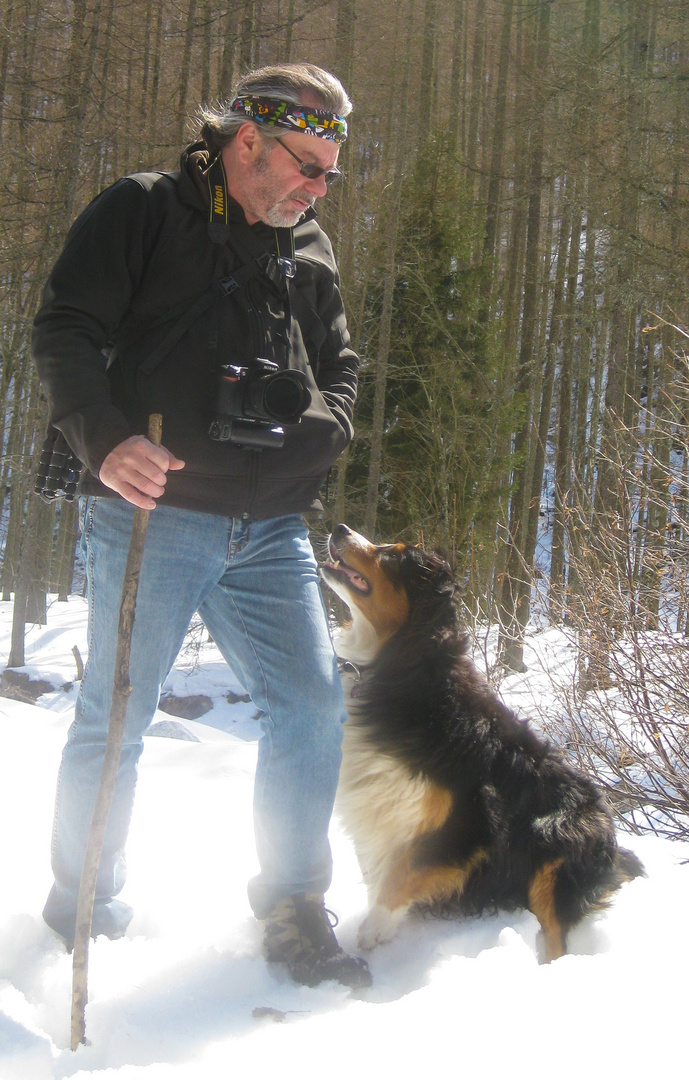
[332,523,352,541]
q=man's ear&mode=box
[232,122,267,166]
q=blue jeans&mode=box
[44,498,346,940]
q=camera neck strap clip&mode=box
[274,227,297,280]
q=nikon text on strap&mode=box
[206,153,231,244]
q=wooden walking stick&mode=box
[70,414,163,1051]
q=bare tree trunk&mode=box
[330,0,357,255]
[530,193,572,613]
[53,501,80,602]
[219,1,241,95]
[482,0,513,271]
[7,394,50,665]
[498,0,551,671]
[447,0,464,162]
[144,0,165,158]
[324,0,357,527]
[95,0,116,187]
[334,0,356,87]
[550,201,583,607]
[200,0,212,103]
[465,0,486,191]
[283,0,296,61]
[26,498,54,625]
[238,0,255,72]
[177,0,198,143]
[0,0,14,131]
[49,0,103,243]
[362,0,414,536]
[418,0,437,135]
[8,500,43,666]
[581,0,653,689]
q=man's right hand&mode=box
[99,435,185,510]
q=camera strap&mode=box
[222,222,322,350]
[206,152,231,244]
[273,228,327,361]
[138,162,281,376]
[138,160,310,383]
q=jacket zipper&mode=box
[239,260,291,518]
[242,449,261,519]
[246,279,266,358]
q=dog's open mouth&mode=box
[323,540,371,595]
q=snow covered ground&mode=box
[0,594,687,1080]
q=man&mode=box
[32,63,370,990]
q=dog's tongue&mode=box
[327,560,368,592]
[342,565,368,591]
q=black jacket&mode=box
[32,144,358,519]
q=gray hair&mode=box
[198,63,352,153]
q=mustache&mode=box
[287,190,316,208]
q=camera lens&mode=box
[262,371,310,423]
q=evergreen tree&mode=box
[353,138,516,582]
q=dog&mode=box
[320,524,644,961]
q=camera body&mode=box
[208,357,312,450]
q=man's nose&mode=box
[304,173,329,198]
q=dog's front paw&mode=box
[357,904,406,951]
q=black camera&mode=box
[208,357,312,450]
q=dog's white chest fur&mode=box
[332,620,444,947]
[335,666,434,899]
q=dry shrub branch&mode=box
[539,330,689,839]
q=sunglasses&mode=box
[275,137,342,186]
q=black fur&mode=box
[351,544,645,938]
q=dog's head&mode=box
[320,524,458,663]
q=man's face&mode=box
[229,128,340,228]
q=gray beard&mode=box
[251,150,314,227]
[262,202,311,228]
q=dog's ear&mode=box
[402,547,458,604]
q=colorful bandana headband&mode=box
[229,95,348,143]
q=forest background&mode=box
[1,1,689,833]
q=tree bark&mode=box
[362,0,414,536]
[498,0,551,670]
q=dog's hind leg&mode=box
[527,859,567,962]
[358,847,488,951]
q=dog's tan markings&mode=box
[358,566,409,641]
[528,859,566,962]
[328,531,411,643]
[376,845,489,913]
[343,548,409,642]
[420,784,453,833]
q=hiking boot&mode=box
[263,893,372,990]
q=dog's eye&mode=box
[379,543,403,555]
[377,547,408,584]
[378,546,401,565]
